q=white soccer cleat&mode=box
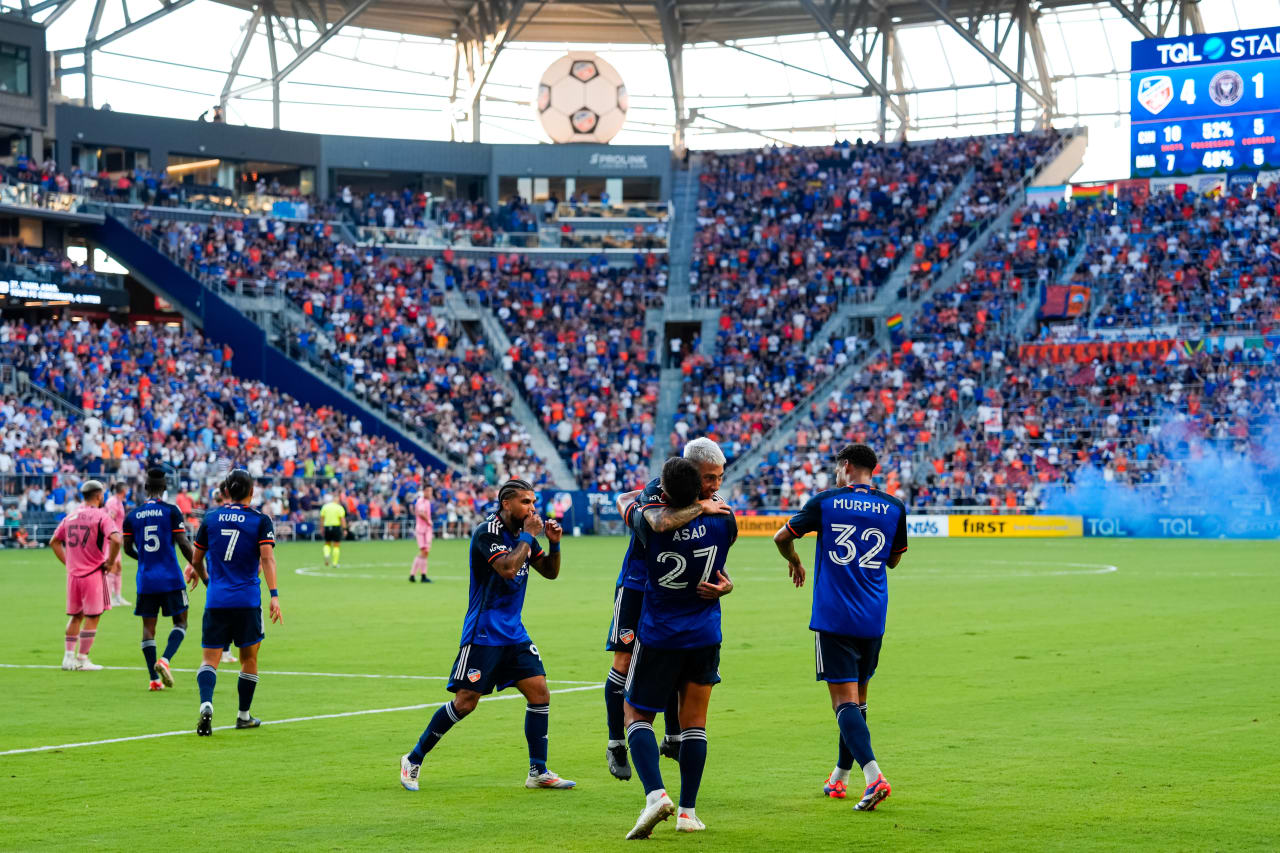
[625,792,675,840]
[155,657,175,688]
[400,754,421,792]
[116,595,131,607]
[61,651,76,670]
[676,811,706,833]
[75,656,103,671]
[221,650,238,663]
[525,769,576,789]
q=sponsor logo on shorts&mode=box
[619,629,635,645]
[466,668,482,683]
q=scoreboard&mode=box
[1130,27,1280,178]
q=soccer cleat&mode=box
[400,754,421,792]
[676,811,706,833]
[61,651,76,671]
[525,769,576,789]
[625,792,675,840]
[408,575,416,582]
[149,680,164,691]
[659,736,681,762]
[117,595,131,607]
[421,577,433,583]
[221,650,238,663]
[74,656,103,671]
[155,657,175,688]
[823,776,848,799]
[235,716,261,729]
[607,743,632,781]
[196,706,213,736]
[853,774,891,811]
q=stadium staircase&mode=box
[722,130,1080,491]
[455,290,581,489]
[88,214,458,473]
[650,154,719,468]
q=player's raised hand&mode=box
[269,597,283,625]
[698,497,730,515]
[523,511,545,538]
[545,519,563,543]
[696,571,734,599]
[787,559,806,588]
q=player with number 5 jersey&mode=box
[186,469,282,736]
[773,443,907,813]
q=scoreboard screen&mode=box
[1130,27,1280,178]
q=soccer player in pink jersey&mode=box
[105,482,130,607]
[410,488,433,584]
[51,480,123,671]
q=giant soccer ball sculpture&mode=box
[536,52,628,143]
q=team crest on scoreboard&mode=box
[1137,76,1173,114]
[466,668,482,682]
[1209,70,1244,106]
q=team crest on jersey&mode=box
[1137,75,1173,114]
[466,668,482,682]
[619,629,635,645]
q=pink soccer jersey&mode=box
[415,497,433,544]
[105,495,126,528]
[52,506,119,578]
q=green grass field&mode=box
[1,536,1277,851]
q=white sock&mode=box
[862,760,882,786]
[607,739,625,748]
[76,653,88,660]
[830,766,850,784]
[200,701,213,714]
[238,710,251,721]
[679,806,696,819]
[645,788,668,807]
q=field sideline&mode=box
[1,536,1277,851]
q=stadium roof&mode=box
[204,0,1117,45]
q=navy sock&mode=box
[663,692,681,740]
[836,704,865,770]
[605,668,627,741]
[626,720,664,795]
[408,701,461,764]
[141,639,158,680]
[525,703,550,774]
[162,626,186,661]
[835,701,875,767]
[678,727,708,809]
[197,664,216,705]
[238,673,259,713]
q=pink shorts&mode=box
[67,572,111,616]
[416,530,433,550]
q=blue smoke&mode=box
[1040,417,1280,539]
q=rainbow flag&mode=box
[1071,182,1113,199]
[886,313,903,330]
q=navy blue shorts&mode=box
[202,606,265,650]
[134,588,189,618]
[605,585,644,652]
[447,642,546,695]
[815,631,882,684]
[625,640,720,713]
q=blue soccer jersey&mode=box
[786,484,908,638]
[627,501,737,649]
[123,499,187,594]
[616,476,663,591]
[459,514,546,646]
[194,504,276,608]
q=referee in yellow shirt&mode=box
[319,494,348,568]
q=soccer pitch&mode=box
[1,536,1276,851]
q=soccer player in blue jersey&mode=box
[398,479,576,792]
[772,443,908,812]
[621,457,736,838]
[185,469,283,736]
[122,468,195,691]
[605,437,731,780]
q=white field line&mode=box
[0,663,599,685]
[0,683,602,757]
